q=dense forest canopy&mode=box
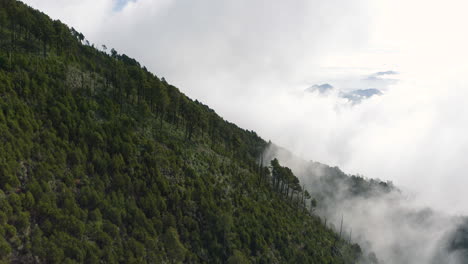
[0,0,378,263]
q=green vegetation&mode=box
[301,160,395,205]
[0,0,368,263]
[264,144,395,206]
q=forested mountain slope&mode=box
[0,0,370,263]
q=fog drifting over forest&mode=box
[23,0,468,218]
[263,144,468,264]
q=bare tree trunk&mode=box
[339,215,343,239]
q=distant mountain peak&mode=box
[305,83,334,93]
[374,70,398,76]
[304,82,383,104]
[350,88,382,97]
[341,88,382,103]
[366,70,399,81]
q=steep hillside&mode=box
[0,1,369,263]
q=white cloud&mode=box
[23,0,114,35]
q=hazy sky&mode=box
[22,0,468,214]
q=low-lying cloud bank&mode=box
[264,144,468,264]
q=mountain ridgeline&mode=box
[0,0,379,263]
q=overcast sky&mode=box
[22,0,468,214]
